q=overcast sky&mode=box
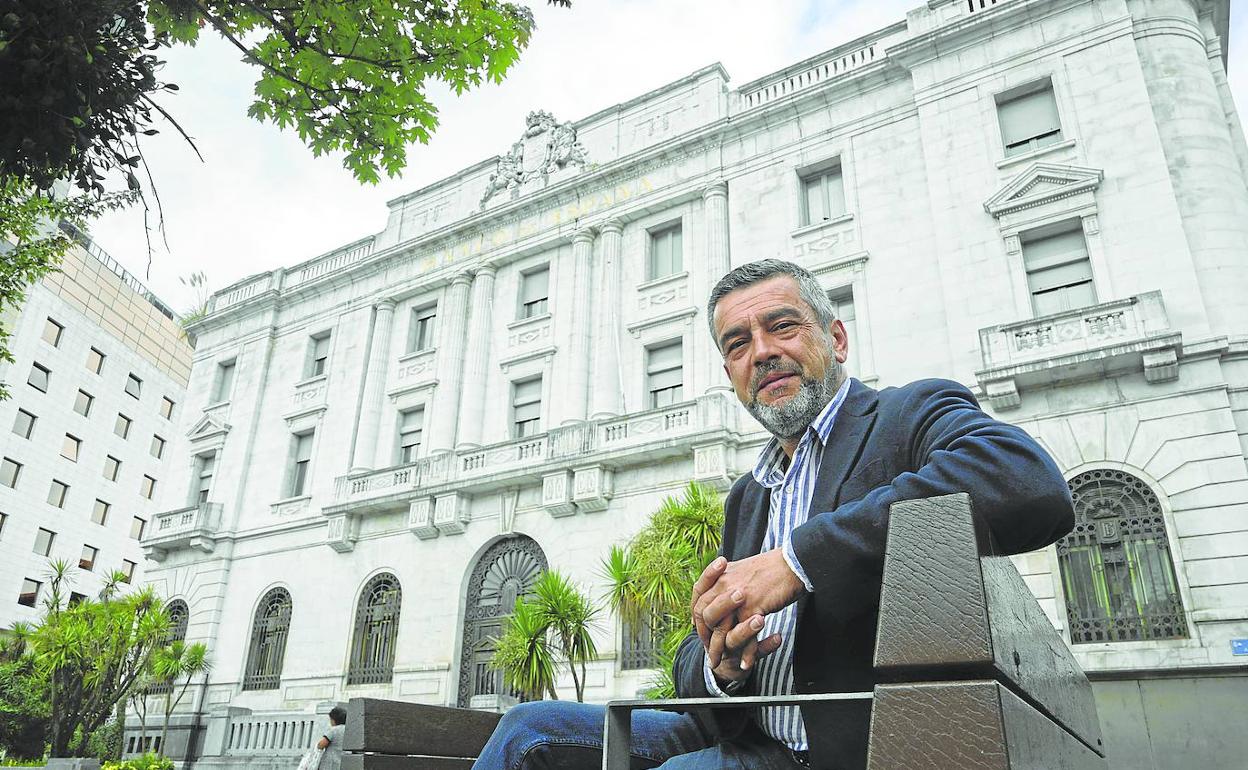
[87,0,1248,313]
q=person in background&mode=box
[316,705,347,770]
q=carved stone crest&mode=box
[480,111,589,207]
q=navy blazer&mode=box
[673,378,1075,770]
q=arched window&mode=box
[1058,469,1186,644]
[347,573,402,685]
[243,588,292,690]
[149,599,191,695]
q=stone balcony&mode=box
[144,502,224,561]
[975,291,1182,410]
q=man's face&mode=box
[713,276,849,440]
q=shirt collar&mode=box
[751,377,853,487]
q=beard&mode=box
[745,357,844,441]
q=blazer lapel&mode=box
[815,379,879,512]
[735,481,770,560]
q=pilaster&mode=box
[456,266,498,450]
[563,230,597,425]
[350,300,397,472]
[591,221,625,419]
[428,273,474,453]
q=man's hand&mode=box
[709,614,783,686]
[692,549,805,667]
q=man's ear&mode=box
[829,319,849,364]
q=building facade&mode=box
[0,224,193,632]
[137,0,1248,767]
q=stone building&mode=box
[0,224,193,632]
[135,0,1248,767]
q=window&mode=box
[86,347,105,374]
[212,360,236,403]
[121,559,136,583]
[28,363,50,393]
[512,378,542,438]
[69,592,87,606]
[18,579,41,608]
[12,409,36,439]
[0,458,21,488]
[307,333,331,378]
[149,599,190,696]
[409,304,437,353]
[61,434,81,462]
[519,267,549,319]
[103,455,121,481]
[801,162,847,226]
[130,517,147,541]
[1021,223,1095,316]
[47,480,69,508]
[92,499,111,526]
[1058,469,1187,644]
[193,453,215,505]
[621,613,675,671]
[997,80,1063,157]
[150,435,166,459]
[125,373,142,399]
[0,511,6,539]
[646,341,684,408]
[74,389,94,417]
[33,528,56,557]
[648,223,683,279]
[347,573,402,685]
[826,288,858,375]
[159,396,175,420]
[140,475,156,499]
[288,433,314,497]
[243,587,293,690]
[79,545,98,571]
[42,317,64,347]
[114,413,131,439]
[396,408,424,464]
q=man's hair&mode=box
[706,259,837,346]
[329,706,347,726]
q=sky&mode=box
[87,0,1248,313]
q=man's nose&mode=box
[752,332,783,366]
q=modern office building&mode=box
[135,0,1248,767]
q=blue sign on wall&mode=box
[1232,639,1248,656]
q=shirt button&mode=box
[785,484,794,494]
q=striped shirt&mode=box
[703,377,852,751]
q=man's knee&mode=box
[495,700,580,736]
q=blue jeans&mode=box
[472,700,801,770]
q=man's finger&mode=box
[739,637,760,672]
[755,633,783,660]
[700,589,745,632]
[724,614,765,655]
[691,557,727,649]
[708,620,732,669]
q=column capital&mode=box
[573,229,597,246]
[598,220,624,237]
[450,271,474,287]
[703,181,729,200]
[375,299,397,313]
[473,263,498,279]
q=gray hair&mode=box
[706,259,837,346]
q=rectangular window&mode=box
[74,389,94,417]
[42,318,64,347]
[194,453,215,505]
[801,162,847,226]
[12,409,36,439]
[125,373,143,399]
[648,224,684,280]
[79,545,98,571]
[212,360,236,403]
[519,267,550,319]
[18,579,40,608]
[150,435,166,459]
[140,475,156,500]
[33,528,55,557]
[69,592,87,606]
[86,347,105,375]
[997,80,1063,157]
[827,288,859,376]
[61,434,81,462]
[646,341,684,409]
[409,304,438,353]
[92,499,111,526]
[103,455,121,482]
[307,333,331,378]
[121,559,136,583]
[396,408,424,464]
[512,377,542,438]
[0,511,6,539]
[130,517,147,540]
[288,432,314,497]
[159,396,175,420]
[47,479,69,508]
[114,413,131,439]
[28,362,50,393]
[0,458,21,489]
[1022,223,1096,316]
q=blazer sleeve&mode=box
[789,378,1074,626]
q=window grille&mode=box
[347,574,402,685]
[149,600,190,694]
[1058,469,1187,644]
[243,588,292,690]
[621,613,675,671]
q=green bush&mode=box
[0,759,47,767]
[102,752,174,770]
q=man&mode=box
[473,259,1074,770]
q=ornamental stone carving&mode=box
[480,111,590,207]
[542,471,576,518]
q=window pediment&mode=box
[984,163,1103,219]
[187,415,230,445]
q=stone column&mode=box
[591,221,624,419]
[350,300,397,472]
[703,181,733,394]
[562,230,597,425]
[455,266,497,450]
[428,272,473,453]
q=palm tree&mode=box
[532,571,599,703]
[151,640,211,755]
[490,600,558,701]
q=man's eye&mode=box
[774,322,794,331]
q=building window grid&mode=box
[519,267,550,319]
[646,341,684,409]
[125,373,143,400]
[42,318,64,347]
[13,409,36,439]
[409,305,438,353]
[648,224,683,280]
[61,434,81,462]
[800,163,847,227]
[997,81,1063,157]
[160,396,175,420]
[1022,224,1096,316]
[33,527,56,557]
[194,453,216,505]
[74,390,94,417]
[212,360,236,403]
[0,511,7,539]
[512,378,542,438]
[92,499,111,526]
[289,433,314,497]
[243,588,293,691]
[115,414,132,439]
[18,579,41,608]
[151,435,166,459]
[1,458,22,489]
[347,574,402,685]
[141,475,156,500]
[397,408,424,464]
[79,545,98,571]
[28,363,50,393]
[308,333,331,378]
[104,455,121,482]
[131,517,147,541]
[121,559,136,583]
[86,348,105,375]
[47,480,69,508]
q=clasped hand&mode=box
[690,548,805,686]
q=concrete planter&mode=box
[44,760,102,770]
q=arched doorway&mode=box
[457,535,547,707]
